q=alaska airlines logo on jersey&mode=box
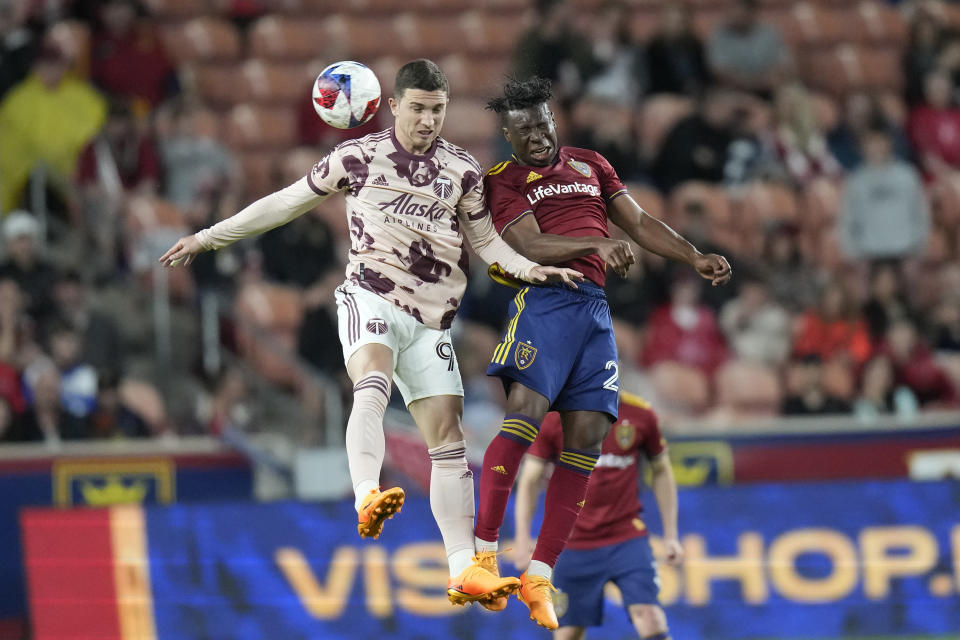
[616,421,636,450]
[515,341,537,369]
[378,193,447,222]
[568,159,592,177]
[433,175,453,199]
[526,182,601,205]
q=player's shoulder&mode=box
[562,145,611,167]
[484,159,525,184]
[332,128,392,155]
[435,136,483,173]
[619,391,658,422]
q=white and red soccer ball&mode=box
[312,61,381,129]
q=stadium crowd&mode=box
[2,0,960,444]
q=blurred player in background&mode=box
[515,392,682,640]
[159,59,580,606]
[474,76,730,628]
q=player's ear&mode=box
[388,96,400,116]
[502,126,511,143]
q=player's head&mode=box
[389,59,449,153]
[487,76,558,167]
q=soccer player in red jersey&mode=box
[473,76,729,628]
[515,392,682,640]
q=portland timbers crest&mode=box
[567,159,592,177]
[515,341,537,370]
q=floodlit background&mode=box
[1,0,959,638]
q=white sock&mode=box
[347,372,390,512]
[527,560,553,581]
[428,440,476,577]
[475,536,498,554]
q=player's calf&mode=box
[628,603,671,640]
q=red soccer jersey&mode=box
[527,392,665,550]
[485,147,628,287]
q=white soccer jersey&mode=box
[195,128,537,330]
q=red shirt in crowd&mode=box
[485,147,627,288]
[76,136,160,189]
[641,304,729,375]
[792,311,873,366]
[908,106,960,176]
[91,25,173,107]
[528,392,665,550]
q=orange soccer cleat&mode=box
[518,571,559,630]
[475,551,509,611]
[447,556,521,607]
[356,487,405,539]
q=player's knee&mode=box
[504,383,550,420]
[565,420,611,452]
[628,604,668,637]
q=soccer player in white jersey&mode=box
[159,59,581,605]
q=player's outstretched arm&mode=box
[501,214,636,278]
[159,177,325,267]
[650,451,684,566]
[608,193,732,286]
[513,454,549,571]
[458,208,583,287]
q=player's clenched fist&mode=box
[663,537,684,566]
[692,253,732,286]
[596,238,635,278]
[159,235,206,268]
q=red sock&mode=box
[531,447,599,567]
[475,413,540,542]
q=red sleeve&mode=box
[484,169,533,234]
[527,412,563,461]
[639,409,665,459]
[592,151,627,202]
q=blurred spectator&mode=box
[77,99,160,270]
[0,0,36,100]
[828,91,913,170]
[51,271,122,375]
[793,282,873,367]
[0,395,13,441]
[196,366,254,436]
[652,87,738,192]
[781,355,851,416]
[768,83,841,186]
[605,252,667,327]
[931,296,960,351]
[839,125,930,261]
[641,273,728,376]
[907,68,960,179]
[719,273,790,366]
[87,371,150,438]
[90,0,176,111]
[644,3,710,97]
[862,263,913,344]
[762,222,820,312]
[157,99,238,214]
[0,41,106,214]
[0,211,58,321]
[512,0,594,103]
[0,276,26,412]
[581,0,642,105]
[706,0,791,99]
[903,7,954,106]
[569,96,644,180]
[882,318,958,407]
[854,354,919,421]
[45,320,98,418]
[8,363,88,442]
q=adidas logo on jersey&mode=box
[526,182,601,205]
[526,171,542,183]
[372,174,388,186]
[490,465,507,475]
[577,500,586,507]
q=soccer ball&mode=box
[312,61,381,130]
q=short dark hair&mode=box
[486,76,553,116]
[394,59,448,98]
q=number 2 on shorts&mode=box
[602,360,619,392]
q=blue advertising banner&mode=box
[138,478,960,640]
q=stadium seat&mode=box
[799,44,903,96]
[650,361,711,416]
[327,15,402,59]
[439,53,512,98]
[142,0,214,18]
[929,172,960,229]
[440,100,498,150]
[241,59,311,104]
[668,181,732,231]
[849,1,907,45]
[239,151,281,202]
[234,282,305,387]
[773,2,845,47]
[124,196,188,235]
[637,94,694,162]
[810,91,839,133]
[734,181,800,228]
[161,17,241,63]
[459,10,530,54]
[225,104,298,150]
[714,360,782,418]
[249,16,328,60]
[394,13,466,57]
[186,63,251,108]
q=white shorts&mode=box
[334,282,463,405]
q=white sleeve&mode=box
[460,209,539,280]
[194,177,325,250]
